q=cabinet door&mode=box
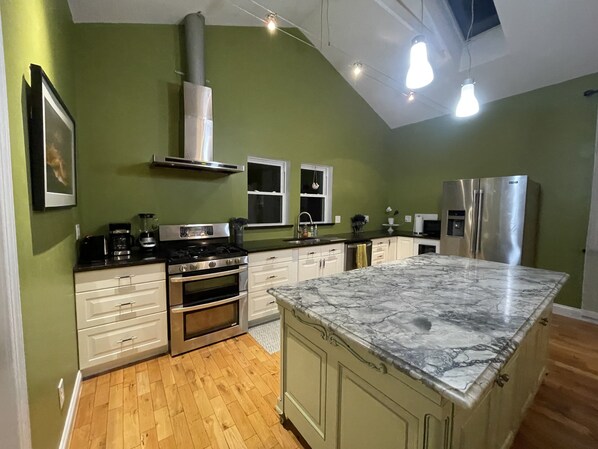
[397,238,414,260]
[387,238,398,262]
[298,258,321,281]
[337,366,419,449]
[489,352,520,449]
[248,290,279,322]
[321,255,342,277]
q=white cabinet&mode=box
[396,237,414,260]
[74,263,168,376]
[297,244,344,281]
[371,237,398,264]
[248,249,298,325]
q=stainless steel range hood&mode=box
[151,12,244,174]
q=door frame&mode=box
[0,9,33,449]
[582,110,598,318]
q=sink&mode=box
[284,238,322,245]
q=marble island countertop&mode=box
[268,254,568,409]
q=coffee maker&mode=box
[137,213,158,250]
[108,223,133,257]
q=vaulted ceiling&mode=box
[67,0,598,129]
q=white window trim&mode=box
[300,163,333,224]
[247,156,289,227]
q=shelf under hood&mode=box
[151,154,244,174]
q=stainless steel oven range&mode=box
[160,223,248,356]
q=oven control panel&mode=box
[168,256,249,275]
[180,226,214,238]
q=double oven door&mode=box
[169,265,248,356]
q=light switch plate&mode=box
[405,215,412,223]
[57,378,65,410]
[334,215,341,224]
[75,224,81,240]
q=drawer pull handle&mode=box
[495,373,510,387]
[330,249,336,252]
[117,336,137,344]
[115,301,136,308]
[267,300,276,305]
[267,275,277,280]
[539,318,549,326]
[115,275,135,280]
[308,251,315,255]
[267,256,277,260]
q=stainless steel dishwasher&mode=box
[344,240,373,271]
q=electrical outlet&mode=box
[364,215,369,223]
[75,224,81,240]
[57,378,65,410]
[405,215,412,223]
[334,215,341,224]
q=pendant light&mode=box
[405,0,434,90]
[455,0,480,117]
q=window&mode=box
[448,0,500,39]
[300,164,333,224]
[247,157,289,226]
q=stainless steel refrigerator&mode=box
[440,175,540,266]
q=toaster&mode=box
[79,235,107,263]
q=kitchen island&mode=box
[268,254,568,449]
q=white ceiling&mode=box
[67,0,598,129]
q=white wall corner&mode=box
[58,370,82,449]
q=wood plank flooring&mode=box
[70,313,598,449]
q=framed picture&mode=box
[28,64,76,210]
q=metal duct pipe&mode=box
[184,12,205,86]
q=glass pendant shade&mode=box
[405,36,434,89]
[455,78,479,117]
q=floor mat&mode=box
[248,319,280,354]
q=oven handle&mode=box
[170,292,248,314]
[169,266,248,283]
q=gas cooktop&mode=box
[164,242,247,265]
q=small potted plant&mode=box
[385,206,399,225]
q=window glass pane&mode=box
[300,169,324,195]
[248,163,281,192]
[248,195,282,224]
[300,197,324,222]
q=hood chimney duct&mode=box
[184,12,205,86]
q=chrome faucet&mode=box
[296,211,314,238]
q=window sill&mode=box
[245,224,294,230]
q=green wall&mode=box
[0,0,79,447]
[387,73,598,308]
[74,25,392,239]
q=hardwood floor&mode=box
[70,313,598,449]
[511,314,598,449]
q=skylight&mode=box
[448,0,501,39]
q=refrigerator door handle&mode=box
[475,190,484,254]
[471,190,479,255]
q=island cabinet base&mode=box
[277,305,552,449]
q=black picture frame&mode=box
[28,64,76,211]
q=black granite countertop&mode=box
[241,229,439,253]
[74,251,167,273]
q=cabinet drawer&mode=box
[78,312,168,371]
[249,262,298,290]
[372,238,388,248]
[75,263,166,293]
[372,252,386,265]
[76,280,166,329]
[321,243,344,257]
[298,246,322,260]
[249,249,294,265]
[249,290,279,322]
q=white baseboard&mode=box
[58,370,82,449]
[553,304,598,324]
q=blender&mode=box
[137,213,158,250]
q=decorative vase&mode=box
[388,217,395,225]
